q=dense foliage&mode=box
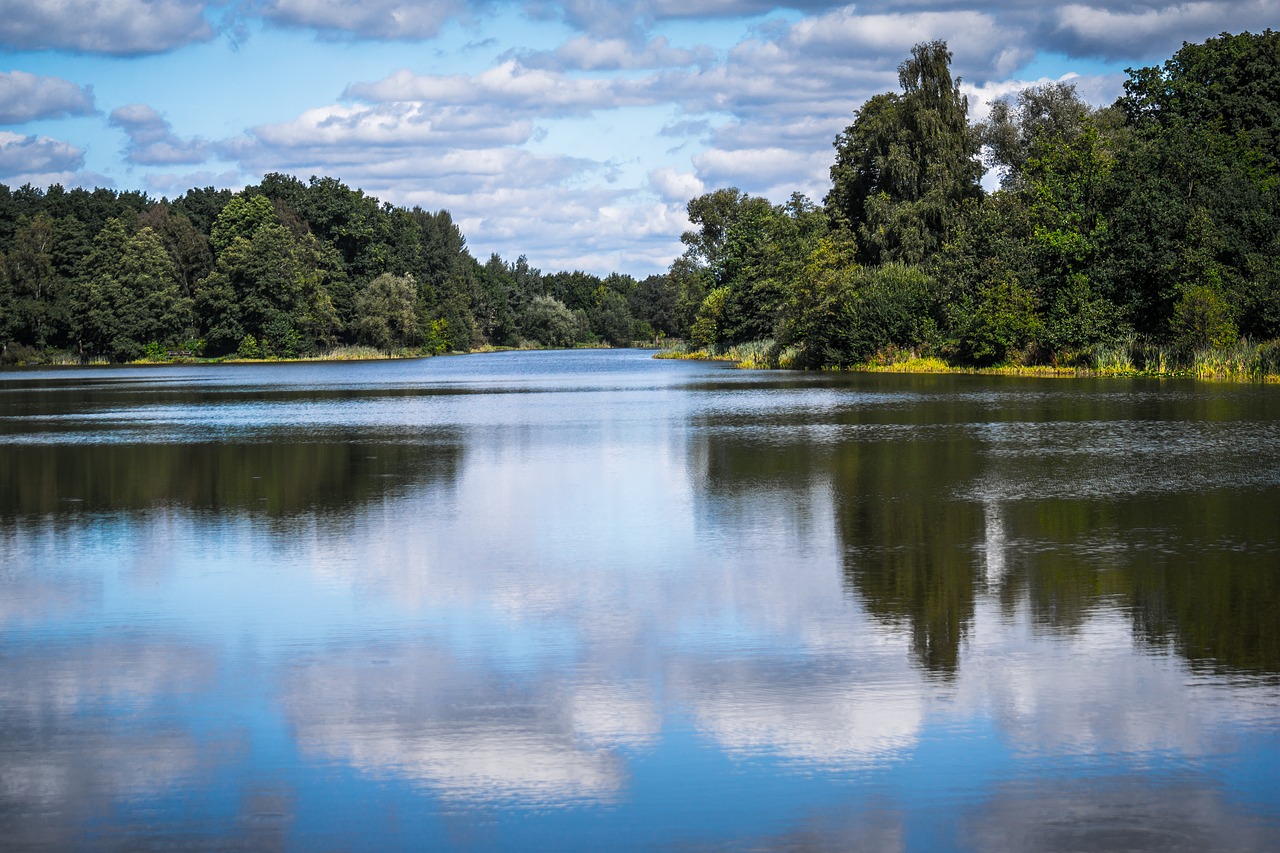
[2,32,1277,373]
[0,175,674,362]
[672,31,1280,373]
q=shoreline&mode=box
[658,350,1280,384]
[0,342,665,370]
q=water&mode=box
[1,349,1278,851]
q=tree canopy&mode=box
[2,31,1278,376]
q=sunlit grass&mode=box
[660,337,1280,383]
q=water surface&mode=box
[2,350,1278,850]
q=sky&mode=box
[0,1,1276,277]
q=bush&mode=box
[955,272,1042,366]
[1171,284,1238,351]
[794,263,940,368]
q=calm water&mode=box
[2,349,1278,851]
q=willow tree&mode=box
[825,40,983,264]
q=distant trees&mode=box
[0,173,676,363]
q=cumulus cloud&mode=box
[0,131,85,178]
[1052,1,1280,60]
[344,61,657,115]
[781,7,1033,78]
[109,103,211,165]
[692,146,832,200]
[518,34,714,71]
[648,166,704,202]
[144,169,245,196]
[250,102,535,151]
[260,0,467,41]
[0,71,95,124]
[0,0,213,55]
[388,181,689,273]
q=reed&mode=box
[725,339,779,369]
[1087,337,1280,382]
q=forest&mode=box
[1,30,1278,376]
[0,171,668,363]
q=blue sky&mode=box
[1,1,1276,276]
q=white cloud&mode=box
[0,71,95,124]
[250,102,535,150]
[144,169,245,196]
[691,146,831,200]
[519,34,713,70]
[345,61,657,115]
[784,7,1032,78]
[648,166,704,202]
[0,0,213,55]
[0,131,85,178]
[260,0,466,41]
[1053,1,1280,60]
[109,103,210,165]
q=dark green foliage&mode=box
[195,197,337,356]
[588,285,635,346]
[954,271,1043,366]
[788,260,941,368]
[354,273,418,351]
[0,170,655,360]
[826,41,983,264]
[1171,284,1239,350]
[678,189,828,349]
[522,295,586,347]
[2,213,64,348]
[1122,30,1280,168]
[629,274,679,337]
[171,186,233,236]
[3,33,1277,369]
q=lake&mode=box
[2,348,1278,851]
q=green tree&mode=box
[1170,283,1239,350]
[522,295,586,347]
[629,273,679,338]
[72,220,192,359]
[981,82,1095,188]
[1122,29,1280,168]
[197,200,337,356]
[3,213,62,347]
[954,270,1043,366]
[354,273,419,351]
[588,285,635,346]
[138,203,213,297]
[826,41,983,264]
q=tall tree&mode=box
[826,40,983,264]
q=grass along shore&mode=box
[659,338,1280,383]
[2,340,669,368]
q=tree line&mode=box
[2,31,1277,371]
[0,174,674,363]
[669,30,1280,374]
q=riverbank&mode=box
[2,341,666,369]
[658,340,1280,383]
